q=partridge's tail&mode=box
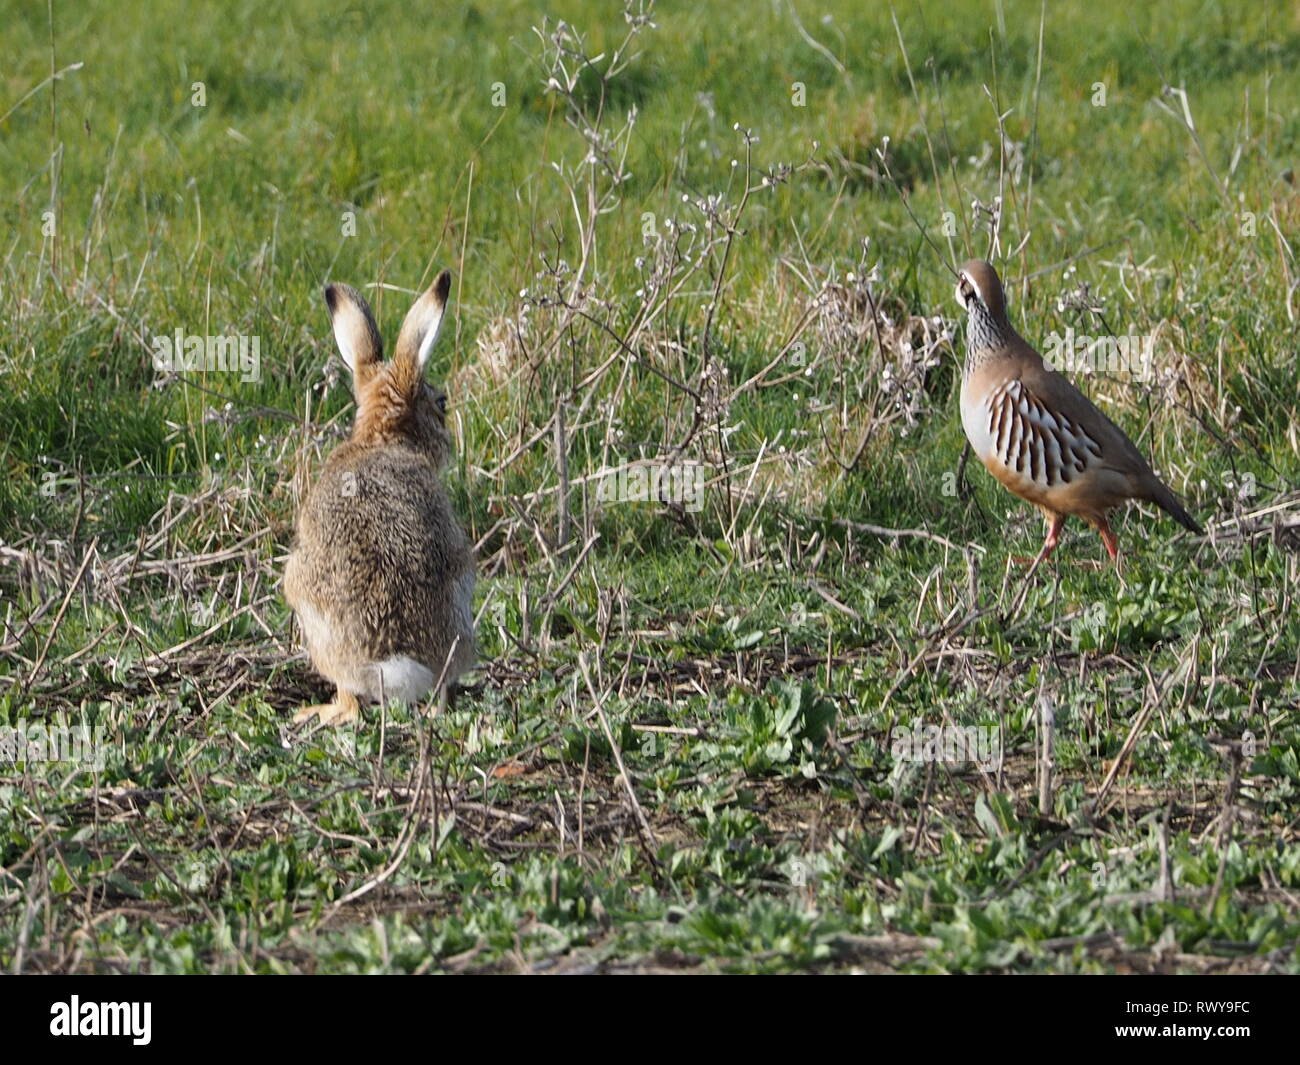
[1146,478,1203,535]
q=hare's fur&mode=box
[285,272,474,725]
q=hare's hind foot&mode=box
[293,689,360,727]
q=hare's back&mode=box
[306,444,465,579]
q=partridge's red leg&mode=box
[1037,513,1066,566]
[1098,521,1119,564]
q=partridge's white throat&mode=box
[956,259,1201,563]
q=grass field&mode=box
[2,0,1299,973]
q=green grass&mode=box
[1,0,1298,972]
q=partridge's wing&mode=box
[1019,360,1156,478]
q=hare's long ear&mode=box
[323,283,383,388]
[393,270,451,374]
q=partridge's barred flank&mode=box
[955,259,1201,565]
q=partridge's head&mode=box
[955,259,1007,321]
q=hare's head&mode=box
[323,271,454,467]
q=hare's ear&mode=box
[393,270,451,374]
[323,283,383,385]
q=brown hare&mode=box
[285,271,475,726]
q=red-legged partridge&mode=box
[956,259,1201,563]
